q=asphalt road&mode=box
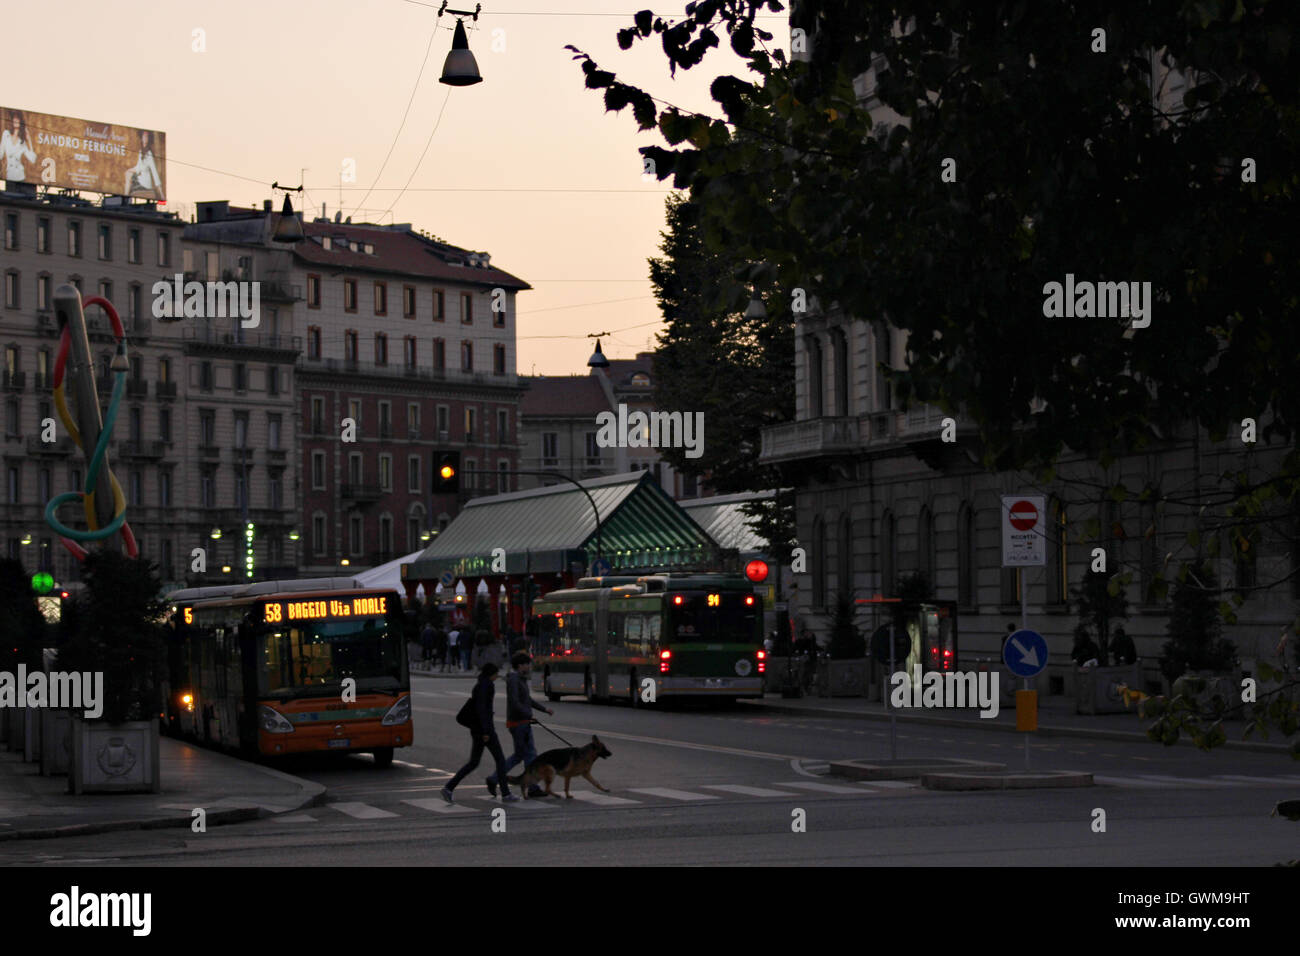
[2,677,1297,866]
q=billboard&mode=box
[0,107,165,200]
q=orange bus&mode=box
[165,579,412,766]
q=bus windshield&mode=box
[259,617,402,698]
[667,593,759,644]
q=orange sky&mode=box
[7,0,788,373]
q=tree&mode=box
[1072,568,1130,668]
[826,590,865,659]
[1159,562,1236,681]
[650,193,794,493]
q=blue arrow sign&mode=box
[1003,629,1048,678]
[591,558,612,576]
[440,570,454,587]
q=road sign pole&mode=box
[1021,575,1029,771]
[888,622,897,762]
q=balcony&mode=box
[2,371,25,391]
[301,356,519,389]
[26,435,75,456]
[408,427,422,440]
[259,279,301,303]
[378,424,392,440]
[758,417,864,465]
[120,439,165,460]
[155,381,177,399]
[182,327,302,354]
[340,483,383,504]
[199,444,221,460]
[126,379,149,399]
[34,311,58,338]
[34,372,52,392]
[266,448,287,463]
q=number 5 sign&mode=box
[1001,495,1046,567]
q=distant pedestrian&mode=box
[1071,628,1100,668]
[1111,626,1137,666]
[420,622,434,665]
[797,628,818,694]
[442,663,516,803]
[446,628,459,673]
[487,653,553,799]
[460,631,473,670]
[433,625,448,670]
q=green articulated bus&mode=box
[528,573,765,705]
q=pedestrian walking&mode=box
[487,652,553,798]
[1110,625,1137,666]
[446,627,460,673]
[460,631,473,671]
[442,662,516,803]
[797,627,818,694]
[420,621,434,666]
[433,624,448,671]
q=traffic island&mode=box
[920,769,1094,791]
[829,757,1006,780]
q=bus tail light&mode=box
[745,595,754,605]
[756,649,766,674]
[259,705,295,734]
[381,695,412,726]
[660,649,671,674]
[942,648,954,671]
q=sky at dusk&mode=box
[7,0,791,373]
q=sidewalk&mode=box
[0,737,325,841]
[741,692,1290,754]
[410,662,476,678]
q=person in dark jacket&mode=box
[1110,626,1137,665]
[487,653,553,798]
[442,663,517,803]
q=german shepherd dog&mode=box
[507,735,612,799]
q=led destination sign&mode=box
[262,595,390,624]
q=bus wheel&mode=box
[372,748,394,768]
[544,674,562,702]
[628,671,640,708]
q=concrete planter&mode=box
[820,659,869,697]
[3,706,24,750]
[69,717,161,794]
[1075,664,1142,715]
[763,657,798,693]
[23,706,41,763]
[40,709,73,776]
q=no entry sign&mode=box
[1002,494,1046,567]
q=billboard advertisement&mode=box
[0,107,165,200]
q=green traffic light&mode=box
[32,572,54,595]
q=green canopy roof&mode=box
[678,490,778,556]
[403,471,720,582]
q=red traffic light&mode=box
[744,560,769,583]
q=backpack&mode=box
[456,692,478,730]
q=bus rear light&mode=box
[744,595,754,605]
[673,595,683,605]
[660,649,671,674]
[756,650,766,659]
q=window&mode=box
[267,366,280,396]
[811,517,826,607]
[344,278,357,312]
[205,251,217,281]
[345,330,358,362]
[403,285,416,317]
[311,451,326,489]
[129,406,142,443]
[348,399,362,429]
[5,346,18,377]
[349,514,363,556]
[98,279,112,304]
[234,412,249,448]
[200,468,215,508]
[880,510,897,599]
[234,363,247,392]
[159,407,172,442]
[311,396,325,434]
[1050,499,1068,605]
[67,221,81,257]
[806,334,824,418]
[403,336,417,369]
[378,402,391,438]
[957,503,975,607]
[493,343,506,375]
[542,432,557,462]
[157,231,170,267]
[159,357,170,383]
[407,402,420,435]
[493,296,506,328]
[682,473,698,497]
[5,271,19,309]
[433,338,446,371]
[307,326,321,359]
[269,472,283,510]
[436,405,449,436]
[267,415,281,450]
[379,455,392,492]
[129,284,141,322]
[183,248,193,274]
[374,281,387,315]
[408,456,421,493]
[460,341,473,372]
[307,274,321,308]
[838,514,853,594]
[129,471,143,507]
[37,217,49,253]
[464,407,476,442]
[460,292,473,324]
[127,228,140,263]
[69,276,82,293]
[4,213,17,250]
[432,289,445,321]
[497,409,508,445]
[497,460,510,493]
[1140,499,1160,604]
[917,506,934,588]
[312,513,327,555]
[348,452,362,486]
[269,536,282,566]
[160,470,172,507]
[199,361,213,392]
[374,333,388,366]
[464,457,477,491]
[160,539,173,578]
[38,467,50,503]
[832,328,849,417]
[379,515,393,556]
[874,323,892,411]
[7,465,19,504]
[37,275,50,310]
[199,409,215,447]
[584,432,599,461]
[97,224,112,260]
[407,515,422,551]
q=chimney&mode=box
[263,199,272,212]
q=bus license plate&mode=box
[327,738,350,748]
[705,679,731,688]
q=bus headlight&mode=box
[259,705,295,734]
[381,696,412,726]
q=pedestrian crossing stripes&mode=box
[627,787,720,801]
[331,802,400,819]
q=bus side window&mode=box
[625,614,644,657]
[608,612,627,653]
[647,614,661,652]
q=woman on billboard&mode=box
[124,129,163,199]
[1,111,37,182]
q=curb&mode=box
[921,770,1095,791]
[739,699,1291,754]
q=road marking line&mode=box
[863,780,918,790]
[627,787,720,801]
[1092,775,1172,788]
[775,781,877,795]
[461,795,558,808]
[392,760,425,769]
[1135,774,1238,787]
[403,798,478,814]
[273,813,317,823]
[1215,775,1300,785]
[331,802,400,819]
[565,791,642,806]
[702,784,792,797]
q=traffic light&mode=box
[434,451,460,493]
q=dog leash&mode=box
[530,718,574,748]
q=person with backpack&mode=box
[445,627,459,673]
[442,662,517,804]
[486,653,553,799]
